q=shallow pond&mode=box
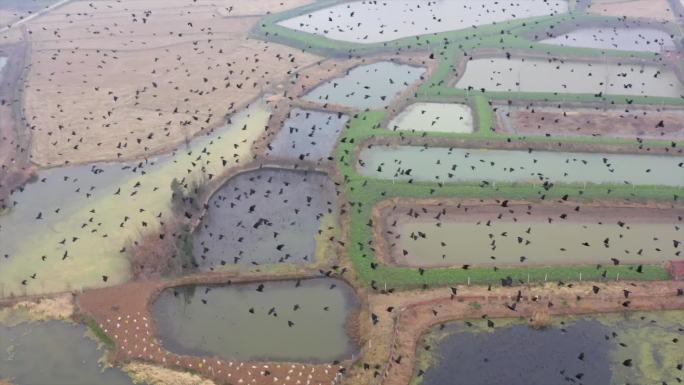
[152,278,359,362]
[303,61,425,109]
[387,204,682,267]
[415,311,684,385]
[455,58,684,98]
[388,103,474,133]
[265,108,349,162]
[0,321,134,385]
[0,102,269,297]
[357,146,684,186]
[194,168,338,269]
[279,0,568,44]
[540,27,675,52]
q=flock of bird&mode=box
[0,0,683,384]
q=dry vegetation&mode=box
[497,104,684,140]
[23,0,318,166]
[124,362,216,385]
[0,293,74,325]
[587,0,675,21]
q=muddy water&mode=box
[265,108,349,162]
[152,278,360,362]
[388,103,474,133]
[303,62,425,109]
[416,311,684,385]
[0,321,134,385]
[455,58,684,97]
[194,168,338,269]
[357,146,684,186]
[541,27,675,52]
[390,205,682,267]
[0,102,270,297]
[278,0,568,44]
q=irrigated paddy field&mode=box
[358,146,684,186]
[454,58,684,98]
[278,0,569,43]
[388,103,474,133]
[540,27,675,52]
[265,108,349,162]
[379,200,683,267]
[303,61,426,109]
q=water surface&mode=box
[194,168,338,269]
[417,311,684,385]
[152,278,359,362]
[389,205,682,266]
[455,58,684,97]
[0,321,134,385]
[358,146,684,186]
[279,0,568,43]
[265,108,348,162]
[541,27,675,52]
[0,102,270,297]
[303,62,425,109]
[388,103,473,133]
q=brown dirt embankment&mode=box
[77,271,354,385]
[346,280,684,385]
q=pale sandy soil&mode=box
[23,0,318,166]
[587,0,675,21]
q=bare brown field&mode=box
[587,0,675,21]
[496,103,684,140]
[23,0,319,166]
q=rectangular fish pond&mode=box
[303,61,425,109]
[540,27,675,52]
[495,103,684,140]
[278,0,568,44]
[357,146,684,187]
[264,108,349,162]
[454,58,684,98]
[413,310,684,385]
[193,168,339,270]
[382,201,683,267]
[0,321,135,385]
[151,278,360,363]
[388,103,474,133]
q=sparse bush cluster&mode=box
[128,177,207,279]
